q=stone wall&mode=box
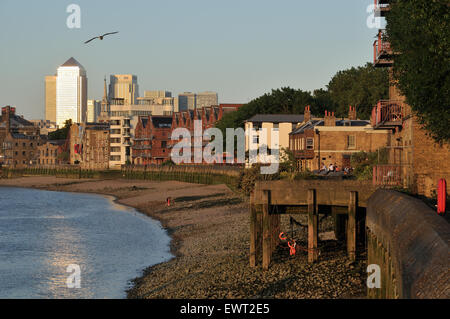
[367,189,449,299]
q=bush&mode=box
[350,148,388,181]
[236,164,280,196]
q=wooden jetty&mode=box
[249,180,377,269]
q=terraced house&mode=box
[289,106,390,171]
[132,115,172,165]
[170,104,241,163]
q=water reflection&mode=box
[0,187,173,299]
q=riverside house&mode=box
[132,115,172,165]
[289,106,390,172]
[244,114,305,168]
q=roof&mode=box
[60,57,85,70]
[290,119,371,135]
[247,114,305,124]
[151,116,172,128]
[0,114,35,128]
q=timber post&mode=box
[262,190,271,270]
[249,192,258,268]
[347,191,357,261]
[307,189,318,263]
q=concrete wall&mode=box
[367,189,449,299]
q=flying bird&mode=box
[84,32,119,44]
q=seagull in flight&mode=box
[84,32,119,44]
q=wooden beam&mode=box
[262,190,271,270]
[347,191,357,261]
[308,189,318,263]
[333,206,346,241]
[249,193,258,267]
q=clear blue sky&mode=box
[0,0,378,119]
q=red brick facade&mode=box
[169,104,241,164]
[132,116,172,165]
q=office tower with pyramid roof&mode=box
[55,57,88,127]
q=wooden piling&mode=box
[307,189,318,263]
[262,190,271,270]
[347,191,357,261]
[249,193,258,268]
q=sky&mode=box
[0,0,379,120]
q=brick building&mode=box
[371,0,450,197]
[1,106,41,164]
[132,115,172,165]
[290,106,390,171]
[70,123,110,169]
[245,114,305,168]
[38,140,69,165]
[170,104,242,164]
[1,106,42,167]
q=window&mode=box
[347,135,356,149]
[252,135,259,144]
[306,138,314,150]
[273,123,279,131]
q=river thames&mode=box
[0,187,172,298]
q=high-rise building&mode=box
[178,92,197,111]
[56,57,87,127]
[144,90,172,99]
[197,91,218,108]
[45,75,57,123]
[109,75,139,105]
[87,100,101,123]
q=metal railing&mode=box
[371,100,405,127]
[373,165,402,186]
[373,30,392,65]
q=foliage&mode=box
[216,87,317,134]
[385,0,450,144]
[326,63,389,119]
[161,159,175,166]
[57,151,69,162]
[236,164,280,196]
[215,65,389,142]
[279,147,296,173]
[350,148,388,180]
[48,120,72,140]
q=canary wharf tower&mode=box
[56,57,87,127]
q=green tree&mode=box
[216,87,316,133]
[48,119,72,140]
[385,0,450,143]
[326,63,389,119]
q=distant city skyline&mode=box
[0,0,377,120]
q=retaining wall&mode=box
[367,189,449,298]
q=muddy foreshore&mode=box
[0,176,367,299]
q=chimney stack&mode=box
[348,106,357,120]
[324,110,336,126]
[304,105,311,122]
[3,106,11,134]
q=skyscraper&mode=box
[45,75,57,123]
[178,92,197,111]
[197,91,218,108]
[109,75,139,105]
[87,100,101,122]
[56,57,87,127]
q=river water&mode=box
[0,187,172,299]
